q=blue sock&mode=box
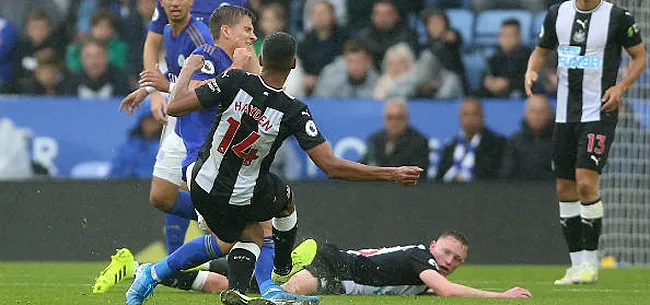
[167,190,197,220]
[257,236,276,295]
[165,214,189,254]
[166,235,223,274]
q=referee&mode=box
[525,0,647,285]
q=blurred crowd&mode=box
[0,0,562,99]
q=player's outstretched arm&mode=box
[306,142,423,186]
[524,47,551,97]
[601,43,647,112]
[118,88,149,114]
[167,55,205,117]
[419,270,532,298]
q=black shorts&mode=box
[552,120,617,180]
[191,173,292,243]
[304,243,349,295]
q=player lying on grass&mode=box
[270,232,532,298]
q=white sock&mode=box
[191,270,209,291]
[583,250,599,267]
[569,251,584,267]
[201,262,210,271]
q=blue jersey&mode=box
[162,18,213,80]
[178,44,233,172]
[150,0,248,34]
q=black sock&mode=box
[273,226,297,275]
[581,200,603,252]
[227,243,259,293]
[561,216,584,253]
[159,271,199,291]
[208,257,229,275]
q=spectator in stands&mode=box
[420,9,467,92]
[436,97,506,182]
[16,9,66,83]
[499,95,554,180]
[481,19,531,99]
[298,1,349,95]
[0,18,18,94]
[117,0,156,78]
[19,48,67,96]
[253,3,287,55]
[346,0,425,34]
[472,0,554,12]
[313,39,378,98]
[67,9,129,73]
[414,51,464,99]
[109,112,162,178]
[66,39,131,98]
[358,0,419,69]
[361,97,429,176]
[301,0,347,32]
[373,43,417,100]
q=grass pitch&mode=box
[0,262,648,305]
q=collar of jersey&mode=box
[572,0,604,14]
[257,75,283,92]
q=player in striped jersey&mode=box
[525,0,647,284]
[276,233,531,298]
[166,32,423,305]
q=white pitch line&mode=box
[552,288,648,293]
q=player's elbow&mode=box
[435,287,458,297]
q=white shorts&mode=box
[153,116,186,186]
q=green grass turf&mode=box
[0,262,648,305]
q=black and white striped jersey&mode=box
[538,0,642,123]
[192,69,325,205]
[335,244,439,293]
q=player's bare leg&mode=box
[149,176,182,212]
[555,178,584,285]
[574,168,603,283]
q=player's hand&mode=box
[139,66,170,93]
[601,84,625,112]
[232,47,254,70]
[501,287,532,298]
[524,70,538,97]
[183,54,205,73]
[150,92,168,125]
[393,166,424,186]
[118,88,148,114]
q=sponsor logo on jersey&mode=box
[207,80,220,93]
[558,46,602,70]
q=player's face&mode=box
[429,236,468,276]
[499,25,521,52]
[227,16,257,48]
[372,3,399,31]
[459,102,484,136]
[384,103,408,138]
[162,0,192,23]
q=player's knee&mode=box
[149,191,175,212]
[556,179,577,200]
[576,179,598,201]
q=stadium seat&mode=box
[70,161,112,178]
[474,10,533,48]
[462,51,487,92]
[532,11,547,46]
[446,9,475,52]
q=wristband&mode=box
[144,86,156,93]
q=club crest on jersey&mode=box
[152,7,159,21]
[573,29,586,43]
[177,54,185,67]
[305,120,318,137]
[201,60,215,75]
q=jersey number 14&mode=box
[217,117,260,166]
